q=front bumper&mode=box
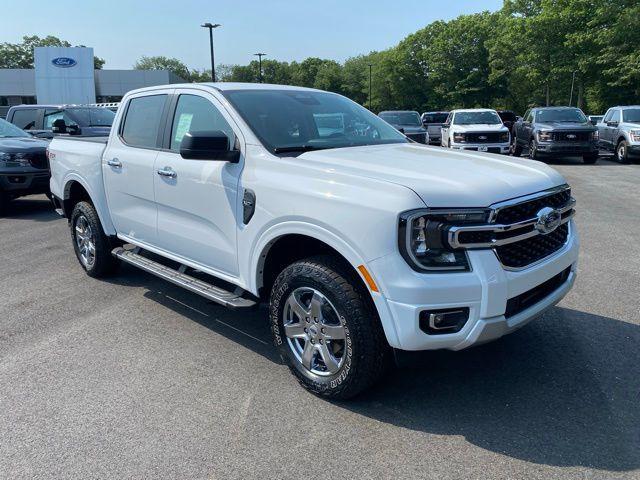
[368,220,579,351]
[0,171,50,196]
[536,141,598,155]
[451,142,510,154]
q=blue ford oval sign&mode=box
[51,57,77,68]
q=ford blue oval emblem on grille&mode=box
[51,57,77,68]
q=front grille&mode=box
[505,267,571,318]
[551,131,590,142]
[494,188,571,224]
[28,152,49,170]
[407,133,427,144]
[465,132,502,143]
[495,223,569,269]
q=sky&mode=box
[3,0,503,70]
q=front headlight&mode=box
[500,131,510,142]
[453,132,465,143]
[537,130,552,142]
[398,209,490,272]
[630,130,640,142]
[0,152,31,167]
[591,130,599,141]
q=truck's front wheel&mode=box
[70,201,119,278]
[269,255,391,399]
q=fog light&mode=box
[419,307,469,335]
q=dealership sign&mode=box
[51,57,77,68]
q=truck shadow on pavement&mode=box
[109,266,639,472]
[1,196,60,223]
[345,306,640,472]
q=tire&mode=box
[269,255,391,399]
[583,153,599,164]
[616,140,631,164]
[70,201,119,278]
[528,139,540,160]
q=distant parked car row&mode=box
[380,103,640,165]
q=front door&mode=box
[153,90,243,277]
[103,91,171,245]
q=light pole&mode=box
[254,53,267,83]
[569,70,577,106]
[201,22,221,82]
[368,64,373,111]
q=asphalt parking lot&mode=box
[0,155,638,479]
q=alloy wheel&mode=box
[282,287,347,376]
[74,214,96,268]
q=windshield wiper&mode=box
[273,145,332,154]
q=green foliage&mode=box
[0,35,105,69]
[134,55,191,81]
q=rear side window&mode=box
[11,109,38,130]
[121,95,167,148]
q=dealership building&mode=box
[0,46,186,117]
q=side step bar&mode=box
[112,247,257,309]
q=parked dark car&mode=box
[0,118,50,213]
[497,110,518,131]
[588,115,603,126]
[378,110,429,144]
[511,106,599,164]
[420,111,449,144]
[6,105,115,138]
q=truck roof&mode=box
[125,82,324,96]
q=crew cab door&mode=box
[604,109,621,149]
[521,109,534,143]
[152,90,243,277]
[103,91,172,245]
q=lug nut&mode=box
[314,318,319,323]
[304,328,308,333]
[321,328,326,334]
[319,339,324,344]
[310,339,315,344]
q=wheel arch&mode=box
[62,176,116,235]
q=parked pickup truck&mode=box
[440,109,511,154]
[49,83,579,399]
[597,106,640,163]
[511,106,599,163]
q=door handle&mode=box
[107,158,122,168]
[157,167,177,178]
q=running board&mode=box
[112,247,257,309]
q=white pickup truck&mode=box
[49,83,579,399]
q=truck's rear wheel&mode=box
[70,201,119,278]
[269,255,391,399]
[511,138,523,157]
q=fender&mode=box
[63,173,116,235]
[248,219,401,347]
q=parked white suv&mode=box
[441,108,511,154]
[49,84,578,399]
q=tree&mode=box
[133,56,190,81]
[0,35,105,69]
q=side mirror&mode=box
[516,116,522,122]
[52,118,67,134]
[179,131,240,162]
[607,121,619,127]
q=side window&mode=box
[445,113,453,125]
[121,95,167,149]
[44,109,76,129]
[525,110,534,123]
[611,110,621,123]
[170,94,236,152]
[602,109,613,123]
[10,109,37,130]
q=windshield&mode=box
[453,111,502,125]
[379,112,421,126]
[536,108,587,123]
[422,113,448,124]
[223,90,408,153]
[0,118,30,138]
[623,109,640,123]
[67,108,115,127]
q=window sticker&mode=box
[174,113,193,143]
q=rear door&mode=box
[152,89,244,276]
[103,90,172,245]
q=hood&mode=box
[298,143,566,208]
[0,136,49,153]
[453,124,508,133]
[394,125,426,134]
[536,122,595,131]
